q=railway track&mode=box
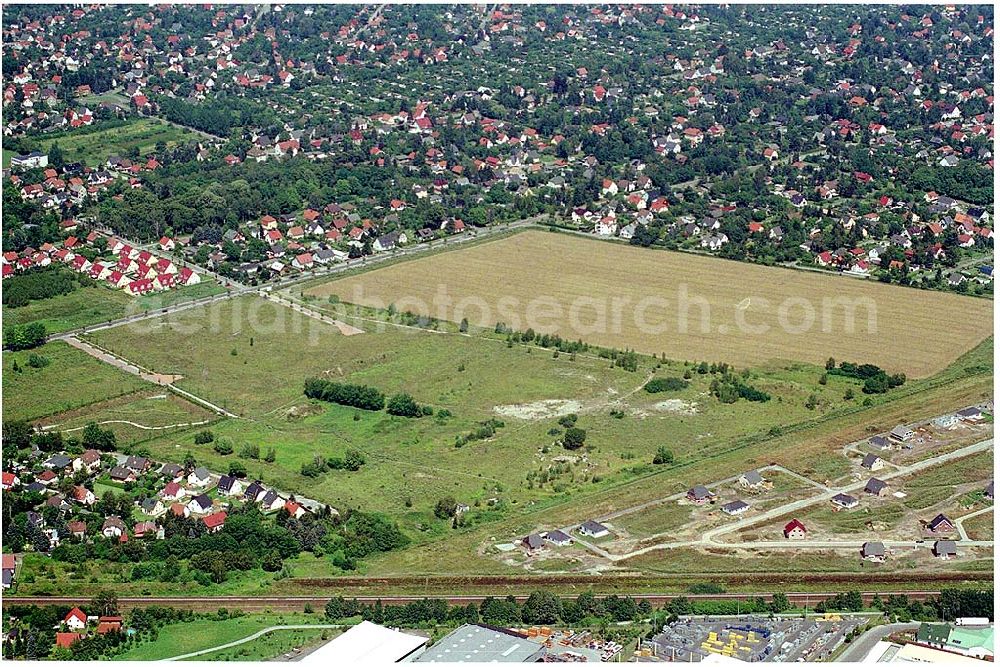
[2,590,948,612]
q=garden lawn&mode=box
[38,118,204,166]
[181,627,338,661]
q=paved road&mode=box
[835,622,919,663]
[161,624,343,661]
[955,505,994,541]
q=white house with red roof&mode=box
[203,511,227,533]
[284,500,306,519]
[64,607,87,631]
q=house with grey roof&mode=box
[738,470,765,489]
[722,500,750,516]
[889,425,914,442]
[545,530,572,547]
[861,541,886,562]
[864,478,889,497]
[832,493,859,509]
[861,453,885,471]
[187,466,211,487]
[522,533,545,552]
[687,485,715,504]
[578,520,609,539]
[932,540,957,559]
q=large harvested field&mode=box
[307,230,993,377]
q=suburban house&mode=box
[687,485,715,505]
[889,425,915,442]
[76,449,102,473]
[140,498,165,516]
[783,519,807,539]
[187,466,211,487]
[932,540,958,559]
[203,511,228,534]
[170,503,191,518]
[217,474,243,497]
[864,478,889,497]
[72,486,97,506]
[957,407,985,422]
[244,481,266,504]
[545,530,573,547]
[68,521,87,540]
[133,521,158,538]
[869,435,892,451]
[722,500,750,516]
[284,500,306,519]
[1,471,19,490]
[927,513,955,534]
[737,470,766,489]
[101,516,126,538]
[578,520,610,539]
[160,481,184,501]
[861,453,885,471]
[2,554,16,589]
[932,414,960,429]
[64,607,87,631]
[188,493,214,514]
[861,541,886,563]
[260,489,284,511]
[832,493,859,509]
[108,465,136,483]
[522,533,545,553]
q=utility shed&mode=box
[416,624,545,663]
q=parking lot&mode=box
[643,615,870,662]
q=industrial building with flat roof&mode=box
[416,624,546,663]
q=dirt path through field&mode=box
[65,336,240,419]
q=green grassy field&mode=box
[181,627,337,661]
[2,341,145,421]
[37,118,203,166]
[35,389,218,447]
[31,291,989,584]
[2,286,132,335]
[113,613,331,661]
[86,295,898,530]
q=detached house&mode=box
[187,467,211,488]
[203,511,228,533]
[189,494,214,515]
[687,485,715,505]
[217,475,242,497]
[861,541,886,563]
[578,520,609,539]
[738,470,766,489]
[102,516,126,539]
[783,519,807,539]
[927,513,954,534]
[861,453,885,471]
